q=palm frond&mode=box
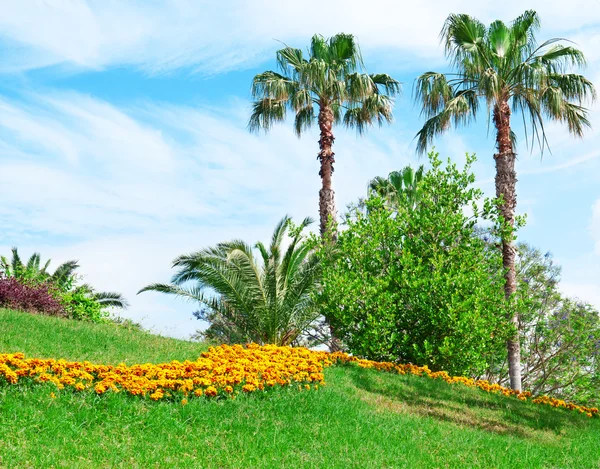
[414,72,454,118]
[415,111,452,155]
[276,47,306,74]
[251,71,295,100]
[442,13,488,68]
[510,9,540,52]
[370,73,401,96]
[51,260,79,286]
[294,105,315,136]
[10,247,23,276]
[328,33,362,72]
[93,291,129,308]
[138,283,208,304]
[248,99,286,133]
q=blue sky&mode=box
[1,1,599,338]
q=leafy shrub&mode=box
[0,277,65,316]
[316,152,509,376]
[59,285,110,322]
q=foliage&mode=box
[0,278,65,317]
[60,285,109,322]
[0,248,78,291]
[414,10,596,154]
[0,248,127,322]
[367,165,425,210]
[486,244,600,406]
[248,33,400,136]
[315,152,508,376]
[139,216,321,346]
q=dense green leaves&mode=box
[316,152,508,375]
[139,216,321,346]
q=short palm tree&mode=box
[249,33,400,237]
[368,165,425,210]
[138,216,321,346]
[0,248,127,308]
[414,10,596,390]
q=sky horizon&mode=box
[1,1,599,339]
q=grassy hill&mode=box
[1,308,599,468]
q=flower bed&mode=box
[1,344,598,418]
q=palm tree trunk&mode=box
[317,103,336,239]
[493,99,522,392]
[317,102,341,352]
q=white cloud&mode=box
[0,91,414,336]
[0,0,598,74]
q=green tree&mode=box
[316,152,508,376]
[414,11,596,390]
[486,244,600,406]
[249,33,400,237]
[139,216,321,346]
[368,165,425,210]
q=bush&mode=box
[59,285,110,322]
[316,152,509,376]
[0,277,65,316]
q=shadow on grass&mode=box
[345,365,593,440]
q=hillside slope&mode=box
[1,308,599,468]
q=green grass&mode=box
[1,308,599,468]
[0,308,206,364]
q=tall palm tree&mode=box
[138,216,321,346]
[249,33,401,237]
[414,10,596,390]
[0,248,127,308]
[368,165,425,210]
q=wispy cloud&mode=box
[0,0,597,74]
[0,91,413,336]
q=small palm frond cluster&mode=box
[249,33,401,136]
[139,216,320,346]
[415,10,596,153]
[368,165,425,210]
[1,248,78,290]
[0,248,127,309]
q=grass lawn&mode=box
[1,308,599,468]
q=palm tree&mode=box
[414,10,596,390]
[368,165,425,210]
[0,248,128,309]
[138,216,321,346]
[249,33,400,237]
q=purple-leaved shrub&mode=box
[0,277,65,316]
